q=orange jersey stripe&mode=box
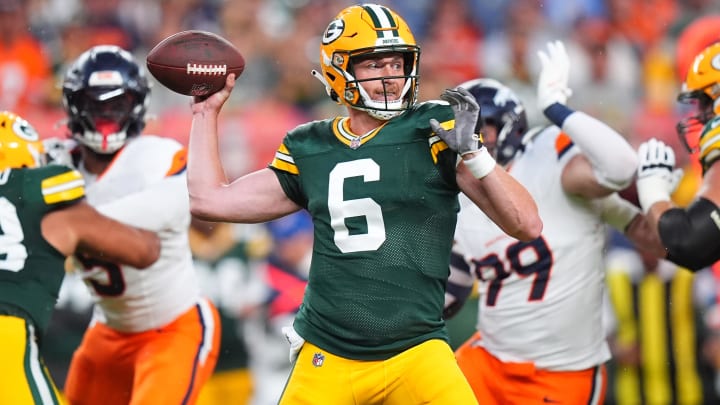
[555,132,573,159]
[166,148,188,176]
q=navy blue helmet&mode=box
[458,78,528,165]
[62,45,150,154]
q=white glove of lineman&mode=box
[281,325,306,364]
[636,138,684,213]
[429,87,481,156]
[537,40,573,111]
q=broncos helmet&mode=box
[677,42,720,153]
[315,3,420,120]
[62,45,150,154]
[458,78,528,165]
[0,111,44,170]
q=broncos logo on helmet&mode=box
[62,45,150,154]
[457,78,529,166]
[312,3,420,121]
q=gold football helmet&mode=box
[313,3,420,120]
[0,111,44,170]
[677,42,720,153]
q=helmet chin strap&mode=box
[311,70,334,98]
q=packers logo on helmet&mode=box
[323,19,345,45]
[313,3,420,121]
[0,111,44,170]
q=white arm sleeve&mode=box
[594,192,641,232]
[562,111,638,190]
[95,174,189,232]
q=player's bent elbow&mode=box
[519,223,543,242]
[134,231,161,269]
[614,148,639,181]
[664,241,716,271]
[594,152,637,192]
[506,215,543,242]
[659,202,720,271]
[521,214,544,241]
[598,169,635,192]
[188,193,220,222]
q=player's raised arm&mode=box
[188,74,300,223]
[536,41,638,198]
[430,87,542,241]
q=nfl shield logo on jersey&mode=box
[312,352,325,368]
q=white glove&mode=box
[537,40,573,111]
[281,326,306,363]
[429,87,481,156]
[636,138,683,213]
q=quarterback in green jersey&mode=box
[187,4,542,404]
[0,111,161,405]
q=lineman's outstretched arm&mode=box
[537,40,637,198]
[595,193,667,259]
[188,74,300,223]
[42,200,161,269]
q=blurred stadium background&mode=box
[4,0,720,404]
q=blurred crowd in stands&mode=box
[1,0,717,166]
[6,0,720,403]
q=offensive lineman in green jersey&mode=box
[0,111,161,405]
[187,4,542,404]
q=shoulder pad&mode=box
[38,165,85,205]
[700,117,720,173]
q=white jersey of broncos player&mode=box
[77,135,200,332]
[454,126,611,371]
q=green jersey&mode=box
[269,102,460,360]
[0,165,85,334]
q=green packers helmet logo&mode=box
[322,19,344,45]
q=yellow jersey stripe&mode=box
[41,170,85,204]
[606,271,642,403]
[671,269,703,405]
[639,275,671,404]
[428,118,453,164]
[270,144,299,175]
[700,122,720,156]
[607,271,638,345]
